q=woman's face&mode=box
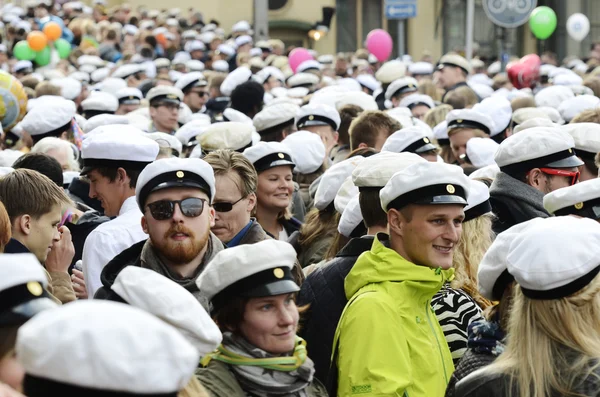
[256,166,294,213]
[0,350,24,392]
[239,293,299,355]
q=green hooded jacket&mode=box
[333,233,454,397]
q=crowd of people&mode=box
[0,2,600,397]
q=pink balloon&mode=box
[289,48,314,73]
[366,29,393,62]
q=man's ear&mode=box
[18,214,32,236]
[208,206,216,228]
[246,192,257,213]
[116,168,129,186]
[387,209,404,237]
[526,168,544,188]
[141,215,149,234]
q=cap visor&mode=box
[0,297,57,326]
[243,279,300,298]
[545,156,584,168]
[415,143,438,153]
[414,195,468,206]
[80,166,93,176]
[150,179,210,197]
[153,99,181,106]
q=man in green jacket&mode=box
[333,161,471,397]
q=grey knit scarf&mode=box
[490,172,550,219]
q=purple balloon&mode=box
[366,29,393,62]
[289,48,314,73]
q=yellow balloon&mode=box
[0,71,28,132]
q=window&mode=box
[362,0,383,41]
[268,0,288,11]
[336,0,358,52]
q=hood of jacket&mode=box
[344,233,453,301]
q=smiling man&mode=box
[94,157,224,310]
[80,128,159,297]
[333,161,470,397]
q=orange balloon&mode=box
[156,33,167,47]
[27,31,47,52]
[43,22,62,41]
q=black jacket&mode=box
[455,365,600,397]
[297,236,375,389]
[94,239,146,299]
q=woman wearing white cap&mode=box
[243,142,302,241]
[455,216,600,397]
[432,180,493,366]
[196,240,327,396]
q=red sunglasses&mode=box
[538,168,580,186]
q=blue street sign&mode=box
[385,0,417,20]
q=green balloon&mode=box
[54,38,71,59]
[34,46,51,66]
[529,6,557,40]
[13,40,36,61]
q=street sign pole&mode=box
[465,0,474,61]
[397,19,405,56]
[253,0,269,42]
[385,0,416,57]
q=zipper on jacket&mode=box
[425,301,448,384]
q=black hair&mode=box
[230,81,264,118]
[94,167,142,189]
[12,153,63,188]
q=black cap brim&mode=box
[546,156,584,168]
[242,279,300,298]
[415,143,438,153]
[0,297,57,326]
[149,179,210,198]
[414,195,468,206]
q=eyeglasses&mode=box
[212,196,245,213]
[191,90,208,97]
[146,198,207,220]
[539,168,580,186]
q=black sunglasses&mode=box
[213,196,245,213]
[146,198,207,220]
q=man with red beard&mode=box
[94,158,224,310]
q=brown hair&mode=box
[571,108,600,124]
[338,104,363,147]
[583,77,600,98]
[418,78,442,102]
[35,82,61,97]
[20,76,40,91]
[325,231,349,261]
[510,96,536,112]
[359,189,388,228]
[0,201,11,252]
[0,169,71,224]
[423,104,453,129]
[442,86,478,109]
[298,207,340,252]
[203,149,258,197]
[492,74,510,91]
[0,326,18,360]
[349,110,401,150]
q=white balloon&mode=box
[567,13,590,42]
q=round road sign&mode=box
[482,0,538,28]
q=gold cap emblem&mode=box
[568,148,573,153]
[308,115,314,121]
[446,184,456,194]
[27,281,43,297]
[424,137,430,143]
[575,202,584,210]
[273,268,284,279]
[408,83,414,88]
[176,171,185,178]
[277,153,285,159]
[457,119,463,123]
[167,94,178,100]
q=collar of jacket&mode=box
[336,235,375,258]
[344,233,453,303]
[4,238,31,254]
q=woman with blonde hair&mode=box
[433,180,492,365]
[455,216,600,397]
[423,104,453,129]
[418,78,443,102]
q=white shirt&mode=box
[82,196,148,297]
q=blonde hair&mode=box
[418,78,442,102]
[486,276,600,397]
[423,104,452,129]
[451,213,494,309]
[203,149,258,197]
[31,137,80,172]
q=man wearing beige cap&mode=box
[436,53,475,102]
